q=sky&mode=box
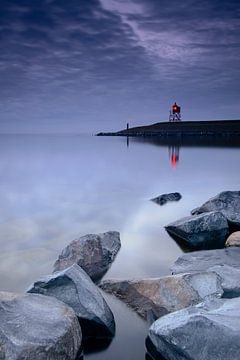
[0,0,239,133]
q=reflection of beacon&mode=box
[169,102,181,122]
[169,145,180,169]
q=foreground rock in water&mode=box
[53,231,121,282]
[0,292,81,360]
[191,190,240,229]
[151,192,181,206]
[171,247,240,298]
[165,211,229,249]
[147,297,240,360]
[100,272,222,322]
[28,264,115,338]
[225,231,240,247]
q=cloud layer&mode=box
[0,0,239,132]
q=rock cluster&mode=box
[165,191,240,250]
[0,231,120,359]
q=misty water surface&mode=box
[0,134,239,359]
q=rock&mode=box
[147,297,240,360]
[225,231,240,247]
[151,192,182,206]
[171,247,240,274]
[28,264,115,338]
[171,247,240,298]
[0,291,81,360]
[100,272,222,323]
[165,211,229,249]
[53,231,121,282]
[191,190,240,229]
[208,265,240,298]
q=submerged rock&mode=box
[147,297,240,360]
[0,292,81,360]
[225,231,240,247]
[28,264,115,338]
[171,247,240,298]
[165,211,229,249]
[100,272,222,322]
[53,231,121,282]
[191,190,240,229]
[151,192,182,206]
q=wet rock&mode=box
[0,291,81,360]
[191,190,240,229]
[28,264,115,338]
[147,297,240,360]
[151,192,181,206]
[53,231,121,282]
[225,231,240,247]
[165,211,229,249]
[100,272,222,322]
[208,264,240,298]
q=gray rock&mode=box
[225,231,240,247]
[100,272,222,323]
[53,231,121,282]
[151,192,182,206]
[28,264,115,338]
[0,291,81,360]
[191,190,240,229]
[165,211,229,249]
[171,247,240,298]
[171,247,240,274]
[147,297,240,360]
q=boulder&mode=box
[171,247,240,274]
[53,231,121,282]
[100,272,222,323]
[147,297,240,360]
[191,190,240,229]
[225,231,240,247]
[0,292,81,360]
[165,211,229,249]
[151,192,181,206]
[28,264,115,338]
[171,247,240,298]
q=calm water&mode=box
[0,134,239,359]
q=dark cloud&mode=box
[0,0,239,133]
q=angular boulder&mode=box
[53,231,121,282]
[191,190,240,229]
[28,264,115,338]
[151,192,181,206]
[147,297,240,360]
[171,247,240,298]
[0,292,81,360]
[100,272,222,323]
[165,211,229,249]
[225,231,240,247]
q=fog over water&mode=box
[0,134,239,359]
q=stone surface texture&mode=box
[165,211,229,249]
[0,292,81,360]
[171,247,240,298]
[148,297,240,360]
[100,272,222,322]
[53,231,121,282]
[151,192,181,206]
[191,190,240,228]
[28,264,115,338]
[225,231,240,247]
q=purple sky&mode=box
[0,0,239,133]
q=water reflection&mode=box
[168,145,180,169]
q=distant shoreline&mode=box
[97,119,240,138]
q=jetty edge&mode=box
[97,119,240,137]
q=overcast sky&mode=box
[0,0,239,133]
